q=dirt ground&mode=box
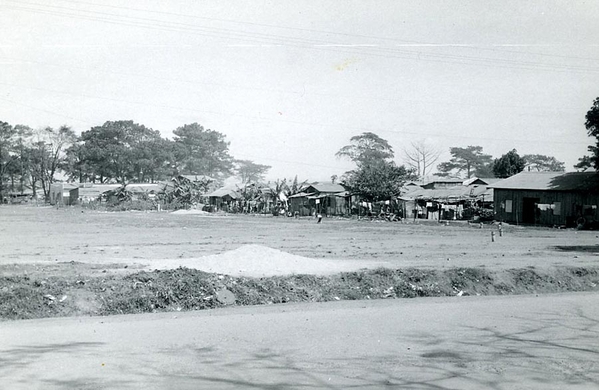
[2,205,599,279]
[3,206,599,388]
[2,293,598,390]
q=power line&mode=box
[51,0,599,63]
[0,95,89,123]
[4,0,599,74]
[0,55,583,114]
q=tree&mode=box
[267,178,289,200]
[402,140,442,179]
[575,97,599,170]
[342,161,417,202]
[436,146,493,178]
[129,136,172,183]
[62,141,89,183]
[78,120,166,184]
[38,126,77,198]
[492,149,526,178]
[4,154,21,193]
[522,154,565,172]
[336,132,394,167]
[78,121,133,183]
[20,125,76,200]
[172,123,233,179]
[160,175,213,209]
[235,159,271,184]
[265,178,290,214]
[13,125,34,194]
[27,140,50,199]
[290,175,300,195]
[0,121,17,200]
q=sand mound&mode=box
[170,209,211,215]
[148,244,389,277]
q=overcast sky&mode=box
[1,0,598,182]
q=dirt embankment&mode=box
[2,264,598,320]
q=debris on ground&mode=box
[1,265,598,320]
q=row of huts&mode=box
[49,182,165,205]
[279,172,599,228]
[203,183,349,215]
[48,170,599,228]
[400,172,599,228]
[206,179,496,219]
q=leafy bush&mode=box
[106,200,157,212]
[104,185,133,204]
[158,175,213,209]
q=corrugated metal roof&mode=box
[490,171,599,191]
[206,188,241,198]
[401,184,493,201]
[78,185,120,198]
[408,186,474,200]
[305,183,346,193]
[422,177,463,186]
[126,183,165,193]
[288,192,312,198]
[462,177,499,186]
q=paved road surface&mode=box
[1,293,598,389]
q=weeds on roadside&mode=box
[1,266,598,320]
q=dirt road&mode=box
[1,292,598,389]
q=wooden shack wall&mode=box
[329,196,347,216]
[289,195,348,216]
[49,184,62,205]
[494,189,599,226]
[289,197,312,216]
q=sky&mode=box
[1,0,599,182]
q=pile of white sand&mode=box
[170,209,211,215]
[147,244,388,277]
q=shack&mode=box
[404,186,472,220]
[205,188,241,211]
[399,177,496,220]
[49,183,79,205]
[491,171,599,227]
[421,177,463,189]
[303,183,348,216]
[77,184,120,203]
[288,192,312,216]
[126,183,165,200]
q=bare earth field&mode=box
[2,205,599,276]
[2,206,599,389]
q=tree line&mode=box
[2,95,597,203]
[0,120,271,201]
[334,131,568,202]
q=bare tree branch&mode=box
[402,140,442,179]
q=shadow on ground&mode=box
[554,245,599,253]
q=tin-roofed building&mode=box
[288,183,348,216]
[491,171,599,227]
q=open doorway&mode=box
[522,197,540,224]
